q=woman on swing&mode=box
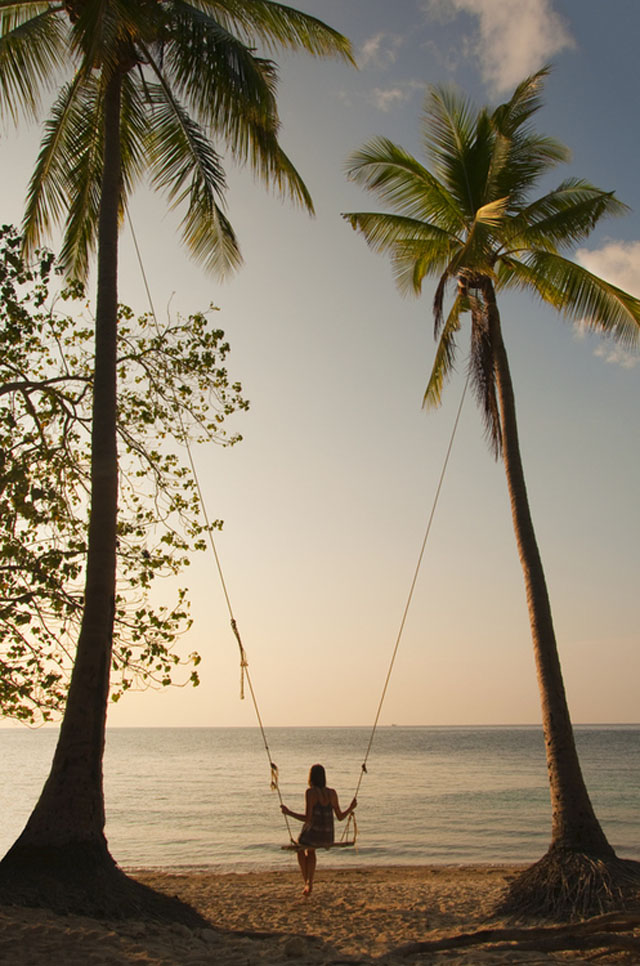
[281,763,357,895]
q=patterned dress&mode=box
[298,797,334,849]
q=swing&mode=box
[232,627,361,850]
[128,209,468,853]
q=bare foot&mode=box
[302,883,312,897]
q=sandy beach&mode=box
[0,864,638,965]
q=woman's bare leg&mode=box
[304,850,317,895]
[296,849,308,889]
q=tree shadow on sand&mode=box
[0,846,209,926]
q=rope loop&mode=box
[269,761,279,792]
[231,618,248,699]
[239,659,246,700]
[341,811,358,847]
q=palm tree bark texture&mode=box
[4,68,122,862]
[480,274,612,856]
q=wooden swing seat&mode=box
[281,840,356,851]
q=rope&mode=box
[340,810,358,846]
[351,373,470,804]
[126,211,297,845]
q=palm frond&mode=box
[491,66,551,137]
[237,117,315,211]
[161,5,278,134]
[22,73,88,257]
[499,132,569,205]
[194,0,354,63]
[465,106,501,209]
[342,210,456,296]
[66,0,155,78]
[119,69,151,196]
[475,196,509,227]
[432,272,449,337]
[0,5,68,122]
[422,84,475,176]
[395,234,457,297]
[145,28,314,212]
[468,298,501,458]
[422,85,490,218]
[496,252,563,299]
[60,70,150,278]
[341,210,453,256]
[142,79,242,277]
[488,68,569,206]
[506,179,628,252]
[141,79,227,199]
[57,73,106,279]
[25,67,149,278]
[345,136,464,233]
[500,251,640,349]
[179,178,242,278]
[423,290,465,410]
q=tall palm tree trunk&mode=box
[483,279,613,858]
[1,69,123,867]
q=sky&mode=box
[1,0,639,730]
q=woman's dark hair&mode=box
[308,763,326,788]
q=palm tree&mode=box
[343,68,640,917]
[0,0,352,915]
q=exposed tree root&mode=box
[388,910,640,958]
[495,849,640,920]
[0,843,209,926]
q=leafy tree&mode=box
[1,224,246,724]
[343,68,640,917]
[0,0,351,916]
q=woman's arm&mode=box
[281,787,314,823]
[330,789,357,821]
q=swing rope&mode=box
[127,211,297,845]
[127,209,467,851]
[340,371,470,843]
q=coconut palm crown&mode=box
[0,0,354,277]
[344,67,639,452]
[343,68,640,917]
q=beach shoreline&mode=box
[0,863,638,964]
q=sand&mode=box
[0,864,638,965]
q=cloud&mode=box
[574,240,640,368]
[592,343,638,369]
[370,81,424,112]
[357,32,404,70]
[425,0,575,93]
[372,87,408,111]
[575,240,640,298]
[355,32,423,112]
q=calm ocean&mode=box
[1,726,638,871]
